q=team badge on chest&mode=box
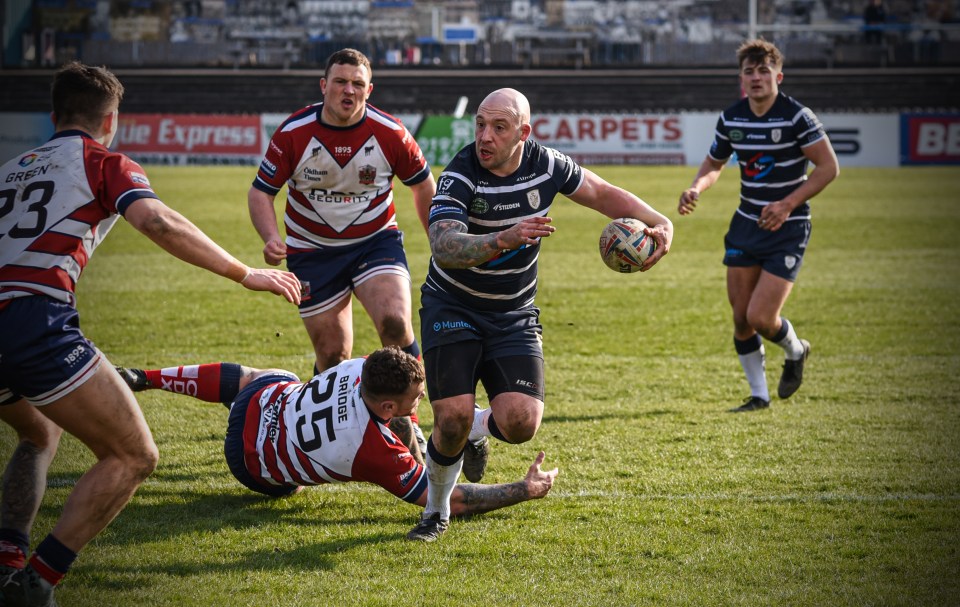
[358,165,377,185]
[771,129,782,143]
[526,190,541,210]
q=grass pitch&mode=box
[1,165,958,606]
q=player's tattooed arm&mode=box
[428,219,502,269]
[450,451,557,516]
[388,416,425,466]
[453,481,532,515]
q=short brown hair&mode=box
[736,38,783,70]
[324,48,372,80]
[51,61,124,131]
[361,346,424,399]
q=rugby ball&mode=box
[599,218,656,273]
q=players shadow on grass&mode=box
[60,489,414,583]
[69,528,400,592]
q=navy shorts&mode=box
[224,371,300,497]
[287,229,411,319]
[419,290,544,401]
[723,213,812,282]
[0,297,102,406]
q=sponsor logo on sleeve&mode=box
[429,205,461,219]
[260,157,278,178]
[128,171,150,186]
[398,467,416,488]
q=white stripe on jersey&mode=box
[281,110,320,133]
[468,256,538,276]
[741,175,807,189]
[12,250,81,281]
[730,141,797,152]
[429,259,539,301]
[471,209,549,228]
[0,282,69,303]
[440,170,476,191]
[476,172,555,194]
[433,195,467,208]
[736,208,810,222]
[356,197,395,225]
[721,117,794,129]
[366,110,404,131]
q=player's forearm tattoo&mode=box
[429,220,502,269]
[1,441,52,531]
[455,481,529,516]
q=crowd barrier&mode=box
[1,110,957,168]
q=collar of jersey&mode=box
[50,129,93,142]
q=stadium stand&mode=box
[2,0,957,113]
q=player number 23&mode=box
[0,181,55,239]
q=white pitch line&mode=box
[550,490,960,503]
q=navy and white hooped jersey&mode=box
[709,91,827,222]
[423,140,583,312]
[241,358,427,503]
[252,103,431,250]
[0,131,159,308]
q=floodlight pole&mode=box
[748,0,757,40]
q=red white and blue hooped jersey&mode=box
[252,103,431,250]
[0,131,159,309]
[708,91,827,223]
[242,357,427,503]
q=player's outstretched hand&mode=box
[497,216,555,250]
[640,221,674,271]
[241,268,302,304]
[524,451,559,499]
[678,188,699,215]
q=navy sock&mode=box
[218,362,243,405]
[29,534,76,586]
[734,333,763,354]
[401,340,421,360]
[426,437,464,465]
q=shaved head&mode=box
[478,88,531,127]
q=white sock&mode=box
[738,344,769,401]
[423,450,463,521]
[775,318,805,360]
[467,406,492,443]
